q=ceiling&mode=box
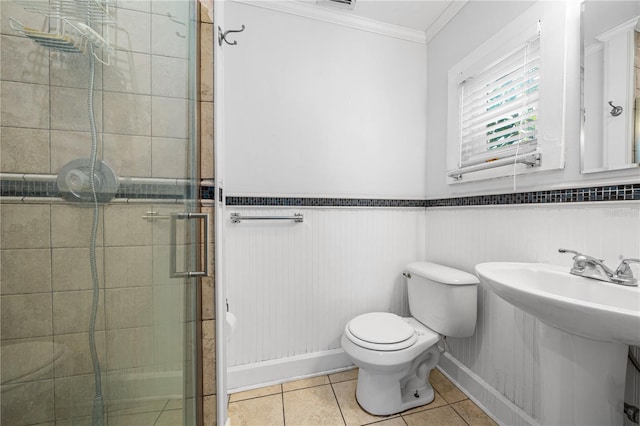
[348,0,458,31]
[314,0,463,32]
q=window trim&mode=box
[446,2,567,184]
[459,35,541,169]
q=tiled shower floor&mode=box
[227,368,497,426]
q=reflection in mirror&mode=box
[581,0,640,173]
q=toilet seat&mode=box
[346,312,418,351]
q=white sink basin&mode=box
[475,262,640,346]
[476,261,640,425]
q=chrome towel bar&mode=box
[448,152,541,181]
[230,213,303,223]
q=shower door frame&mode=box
[0,0,203,423]
[213,0,229,424]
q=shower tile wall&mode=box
[199,3,217,424]
[0,3,190,177]
[0,1,194,424]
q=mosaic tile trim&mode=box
[200,184,216,200]
[225,184,640,207]
[425,184,640,207]
[0,179,59,198]
[0,178,197,200]
[225,196,427,207]
[2,180,638,206]
[116,183,190,199]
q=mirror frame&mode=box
[579,0,640,174]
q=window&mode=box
[446,2,568,184]
[459,36,540,169]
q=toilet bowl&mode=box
[341,262,478,415]
[341,314,441,414]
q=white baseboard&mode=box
[438,352,539,426]
[228,349,354,392]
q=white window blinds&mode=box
[458,36,541,169]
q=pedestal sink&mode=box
[476,262,640,426]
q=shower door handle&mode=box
[170,212,210,278]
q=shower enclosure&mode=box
[1,0,203,424]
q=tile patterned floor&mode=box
[105,399,184,426]
[227,369,497,426]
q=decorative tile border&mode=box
[117,182,190,199]
[225,184,640,207]
[2,180,639,206]
[0,179,60,198]
[200,184,217,201]
[225,196,426,207]
[425,183,640,207]
[0,178,195,201]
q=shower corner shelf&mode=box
[8,0,116,65]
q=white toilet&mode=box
[341,261,478,415]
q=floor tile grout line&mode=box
[457,411,473,425]
[329,381,348,426]
[397,415,410,426]
[449,401,473,426]
[232,378,343,403]
[282,375,331,393]
[228,387,282,403]
[360,414,405,426]
[332,381,406,426]
[280,391,286,426]
[228,393,279,403]
[159,398,171,411]
[150,407,164,426]
[229,371,493,426]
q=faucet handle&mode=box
[559,248,589,271]
[558,248,580,256]
[559,248,588,265]
[558,249,604,263]
[615,258,640,277]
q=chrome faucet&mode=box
[559,249,639,286]
[615,258,640,286]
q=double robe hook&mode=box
[608,101,623,117]
[218,25,245,46]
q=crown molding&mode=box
[231,0,427,44]
[424,1,467,43]
[595,15,640,43]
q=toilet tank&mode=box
[405,262,478,338]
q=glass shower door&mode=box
[0,0,201,424]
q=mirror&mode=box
[581,0,640,173]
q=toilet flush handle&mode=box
[402,272,412,279]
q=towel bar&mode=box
[230,213,303,223]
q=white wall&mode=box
[222,1,429,389]
[224,1,427,198]
[425,202,640,424]
[426,0,640,199]
[220,3,640,421]
[225,207,425,389]
[427,5,640,423]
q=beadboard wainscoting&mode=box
[225,207,426,390]
[424,202,640,425]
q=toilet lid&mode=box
[348,312,416,346]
